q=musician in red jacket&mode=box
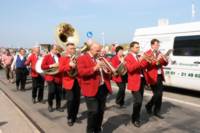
[41,45,63,112]
[77,41,112,133]
[25,45,44,104]
[144,39,168,119]
[59,43,80,126]
[111,46,127,107]
[125,41,147,127]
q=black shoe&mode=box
[56,107,64,112]
[16,86,19,90]
[67,119,74,126]
[154,113,164,119]
[145,104,152,115]
[48,106,53,112]
[132,120,141,128]
[95,127,102,133]
[32,98,36,104]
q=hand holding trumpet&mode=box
[69,55,76,68]
[69,61,76,68]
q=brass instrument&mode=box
[80,42,90,53]
[116,62,127,76]
[115,55,127,76]
[43,64,59,75]
[96,54,128,76]
[142,53,157,63]
[142,49,173,63]
[97,56,118,76]
[67,43,90,77]
[35,23,79,75]
[163,49,173,58]
[55,23,79,50]
[67,55,78,77]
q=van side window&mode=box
[173,35,200,56]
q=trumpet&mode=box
[97,56,118,76]
[141,49,173,63]
[67,44,91,77]
[142,53,157,63]
[67,55,78,78]
[96,54,127,76]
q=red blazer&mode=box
[25,53,39,77]
[59,56,75,90]
[125,53,147,91]
[77,53,112,97]
[144,49,168,85]
[111,55,122,83]
[41,53,62,84]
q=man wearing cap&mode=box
[25,45,44,104]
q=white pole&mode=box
[192,2,196,21]
[101,32,105,48]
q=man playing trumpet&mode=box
[41,45,63,112]
[125,41,147,127]
[111,46,127,107]
[144,39,168,119]
[77,41,112,133]
[59,43,81,126]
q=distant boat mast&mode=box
[192,1,196,21]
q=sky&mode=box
[0,0,200,48]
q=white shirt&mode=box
[88,52,105,85]
[131,52,143,77]
[50,52,59,63]
[131,52,137,61]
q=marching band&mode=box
[3,23,170,133]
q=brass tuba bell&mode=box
[55,23,79,51]
[36,23,79,75]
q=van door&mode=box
[164,35,200,91]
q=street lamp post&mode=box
[101,32,105,48]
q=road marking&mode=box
[112,85,200,109]
[144,92,200,108]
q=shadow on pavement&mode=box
[0,121,8,127]
[102,114,130,133]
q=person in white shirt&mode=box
[11,48,28,91]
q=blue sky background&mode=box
[0,0,200,48]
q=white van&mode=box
[133,21,200,91]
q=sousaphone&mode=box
[35,23,79,75]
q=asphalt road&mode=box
[0,70,199,133]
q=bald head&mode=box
[89,41,102,57]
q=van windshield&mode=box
[173,35,200,56]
